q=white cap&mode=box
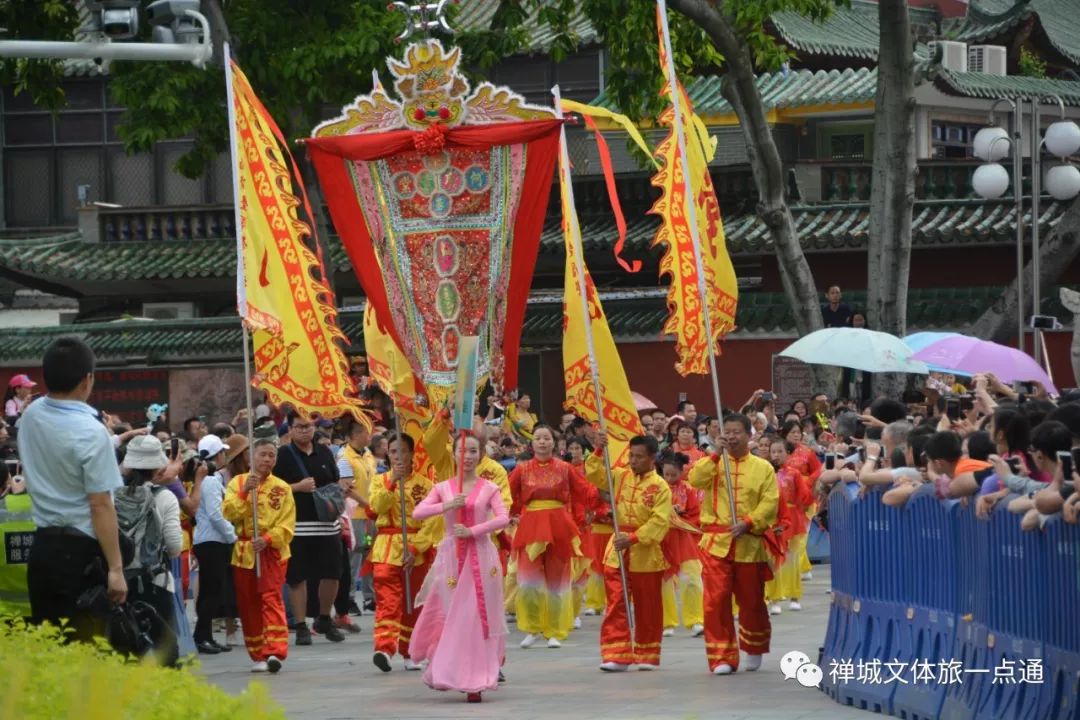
[197,434,229,459]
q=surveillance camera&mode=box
[145,0,201,26]
[101,7,138,39]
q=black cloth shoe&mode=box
[498,669,506,683]
[196,640,221,655]
[348,600,363,617]
[211,639,232,653]
[313,615,346,642]
[363,598,376,613]
[295,623,313,646]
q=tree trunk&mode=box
[969,198,1080,343]
[667,0,829,391]
[866,0,916,399]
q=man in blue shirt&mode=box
[18,337,126,641]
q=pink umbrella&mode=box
[911,336,1058,394]
[632,392,659,413]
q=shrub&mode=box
[0,620,285,720]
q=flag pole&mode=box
[225,42,260,577]
[655,0,738,527]
[389,355,413,614]
[553,85,634,633]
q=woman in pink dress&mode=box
[410,434,510,703]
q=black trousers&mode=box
[27,529,107,642]
[334,537,352,616]
[192,541,233,643]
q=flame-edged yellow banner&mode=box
[230,59,369,425]
[558,124,644,449]
[650,11,739,375]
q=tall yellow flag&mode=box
[651,7,739,376]
[228,57,368,423]
[557,105,644,451]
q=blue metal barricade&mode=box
[824,489,1080,720]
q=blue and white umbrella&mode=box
[780,327,929,374]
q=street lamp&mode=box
[972,99,1025,355]
[972,98,1080,364]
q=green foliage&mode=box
[0,0,78,110]
[1017,47,1047,79]
[0,619,285,719]
[457,0,842,122]
[106,0,406,178]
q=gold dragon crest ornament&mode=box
[314,39,553,138]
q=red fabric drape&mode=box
[307,119,562,391]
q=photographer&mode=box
[19,338,126,642]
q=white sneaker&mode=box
[583,608,597,616]
[744,654,763,672]
[712,663,733,675]
[801,571,813,581]
[573,616,582,629]
[638,663,659,671]
[546,637,562,648]
[404,658,423,671]
[600,662,630,672]
[266,655,282,674]
[226,632,239,647]
[789,600,802,611]
[662,628,675,637]
[768,603,782,616]
[251,661,269,673]
[519,633,539,649]
[691,624,705,637]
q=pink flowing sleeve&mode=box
[469,484,510,538]
[412,483,446,521]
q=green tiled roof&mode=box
[949,0,1080,64]
[454,0,597,52]
[934,68,1080,106]
[1,199,1069,286]
[0,286,1043,366]
[594,67,877,117]
[592,65,1080,117]
[769,0,942,62]
[0,233,350,283]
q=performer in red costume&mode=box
[509,425,599,648]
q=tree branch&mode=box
[668,0,824,342]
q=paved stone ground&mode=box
[202,565,868,719]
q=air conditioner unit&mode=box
[142,301,195,320]
[929,40,968,73]
[968,45,1007,76]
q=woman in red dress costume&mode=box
[509,425,599,648]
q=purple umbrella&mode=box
[911,336,1058,395]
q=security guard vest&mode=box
[0,493,34,617]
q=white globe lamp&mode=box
[1045,164,1080,200]
[972,163,1010,199]
[973,127,1010,162]
[1043,120,1080,159]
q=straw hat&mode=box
[223,433,250,463]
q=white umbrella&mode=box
[780,328,929,374]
